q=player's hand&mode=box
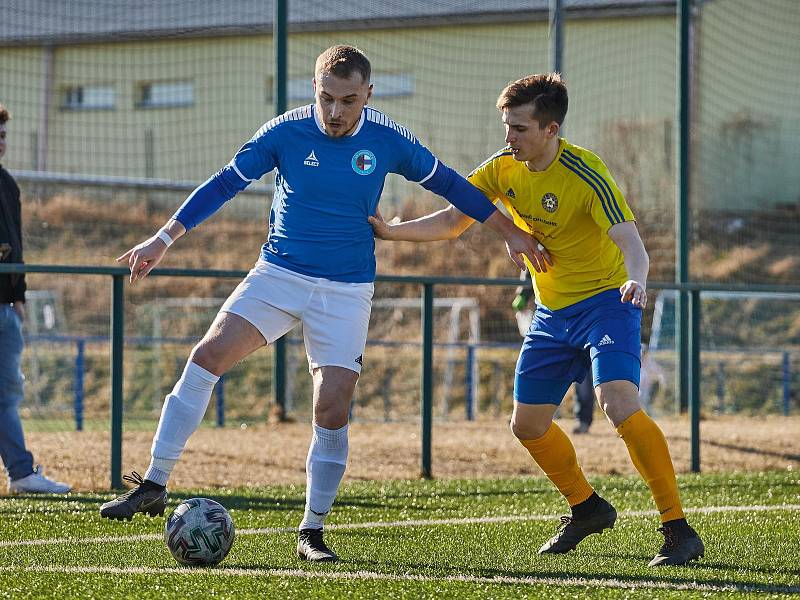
[620,280,647,308]
[368,208,401,240]
[504,232,553,273]
[116,235,169,285]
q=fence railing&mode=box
[2,263,799,488]
[22,334,798,429]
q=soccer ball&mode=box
[164,497,235,566]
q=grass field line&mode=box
[1,502,797,549]
[0,564,797,594]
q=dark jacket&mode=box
[0,164,26,303]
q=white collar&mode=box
[312,105,365,137]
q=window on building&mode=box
[281,73,414,102]
[137,81,194,108]
[62,85,116,110]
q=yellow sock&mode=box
[616,409,685,522]
[520,422,594,507]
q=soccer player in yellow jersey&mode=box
[369,73,704,567]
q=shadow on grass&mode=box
[673,435,800,462]
[0,493,107,513]
[341,556,800,594]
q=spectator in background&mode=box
[0,103,71,495]
[512,268,595,434]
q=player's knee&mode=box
[314,398,350,429]
[596,381,641,426]
[189,342,225,375]
[509,413,549,441]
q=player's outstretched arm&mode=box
[116,218,186,285]
[608,221,649,308]
[369,205,474,242]
[413,162,552,271]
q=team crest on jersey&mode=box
[352,150,376,175]
[541,193,559,213]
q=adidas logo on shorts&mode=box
[597,334,614,346]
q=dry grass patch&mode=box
[20,415,800,492]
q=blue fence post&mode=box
[74,339,85,432]
[783,351,791,416]
[216,376,225,428]
[465,345,475,421]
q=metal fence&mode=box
[3,263,799,488]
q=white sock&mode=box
[144,361,219,486]
[299,423,349,531]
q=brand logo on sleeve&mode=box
[304,150,319,167]
[351,150,376,175]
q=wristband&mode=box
[156,229,174,248]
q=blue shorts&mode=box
[514,289,642,405]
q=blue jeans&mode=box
[0,304,34,480]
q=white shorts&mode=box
[220,259,373,374]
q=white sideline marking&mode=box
[0,503,797,549]
[0,564,797,594]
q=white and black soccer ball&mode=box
[164,497,235,566]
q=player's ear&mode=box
[547,122,560,138]
[365,83,373,104]
[312,78,317,93]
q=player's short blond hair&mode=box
[496,73,568,127]
[315,45,371,83]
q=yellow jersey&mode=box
[468,138,635,310]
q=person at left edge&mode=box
[99,45,545,563]
[0,102,71,495]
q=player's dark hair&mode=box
[315,45,371,83]
[0,104,10,124]
[496,73,568,127]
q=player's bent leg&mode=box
[100,312,266,521]
[297,366,358,562]
[596,373,704,566]
[511,397,616,555]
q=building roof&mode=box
[2,1,676,46]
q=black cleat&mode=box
[649,524,705,567]
[297,528,338,562]
[99,471,167,521]
[539,497,617,554]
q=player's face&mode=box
[502,105,559,163]
[313,71,373,138]
[0,124,6,160]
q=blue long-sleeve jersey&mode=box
[173,104,496,283]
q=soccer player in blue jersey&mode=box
[99,45,545,562]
